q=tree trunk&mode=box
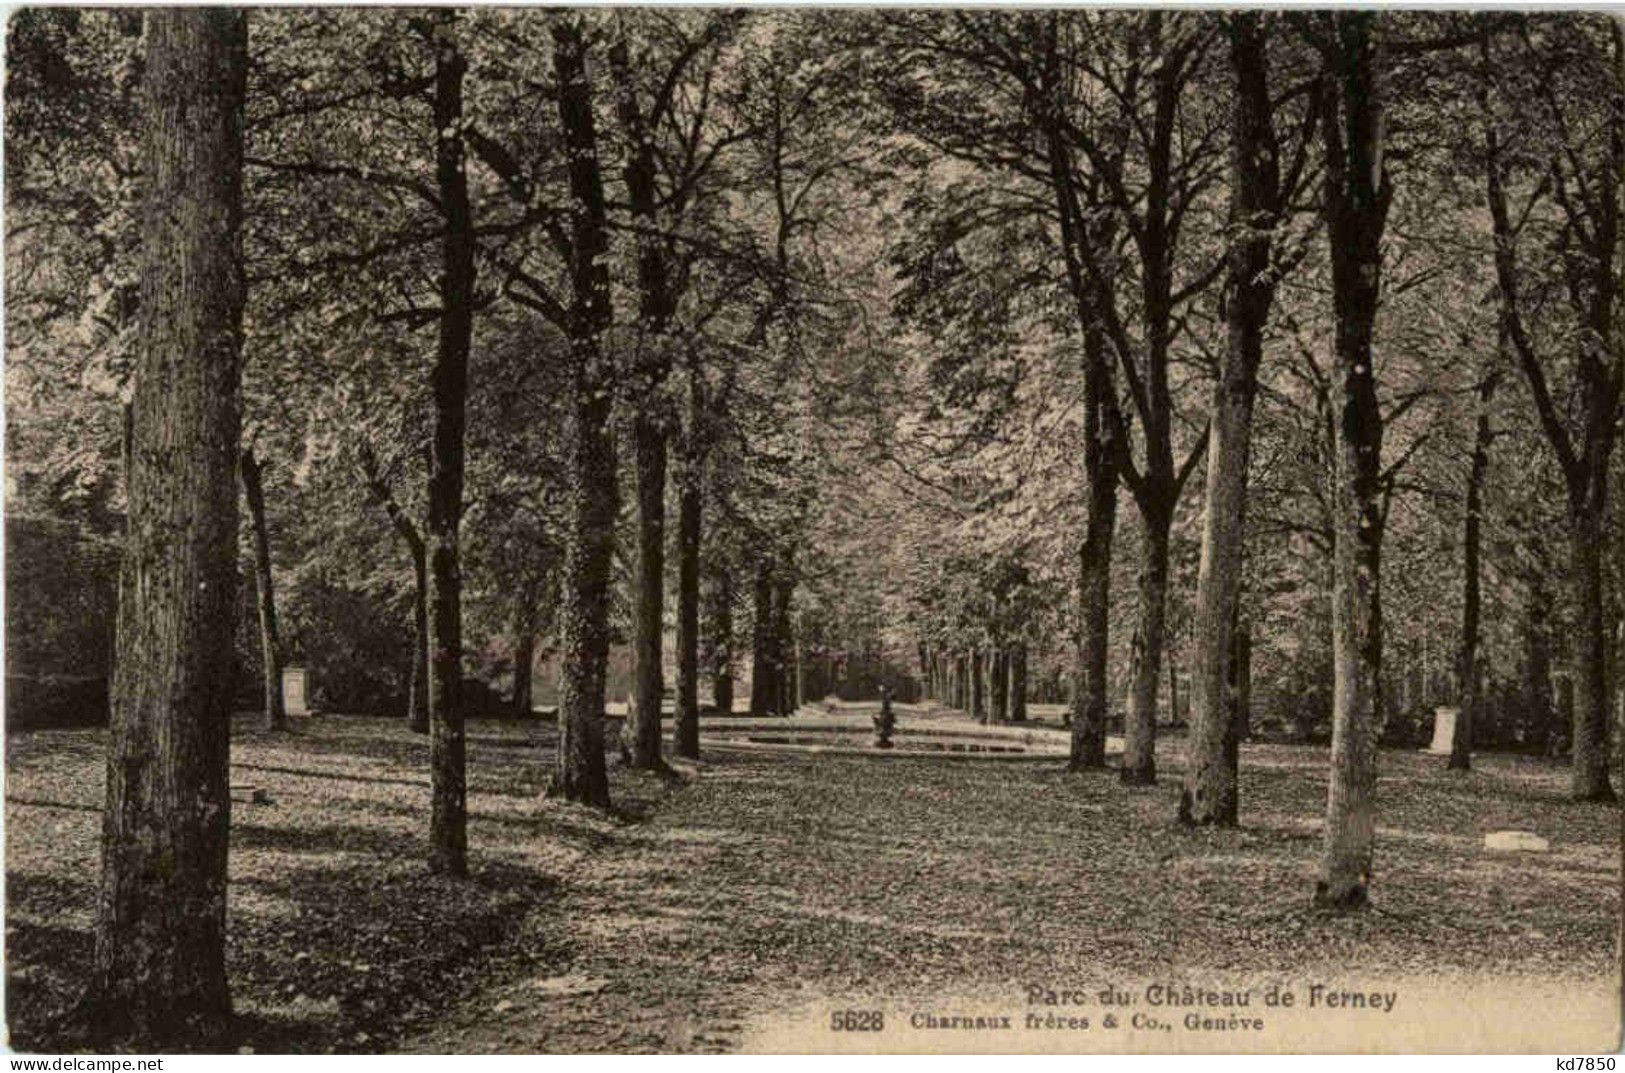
[550,16,615,808]
[95,9,245,1047]
[1046,104,1120,772]
[610,32,679,771]
[356,446,429,733]
[409,547,429,733]
[1068,531,1114,757]
[1009,644,1027,723]
[1450,367,1498,770]
[1183,13,1278,825]
[239,447,285,732]
[1066,14,1188,790]
[714,662,735,716]
[973,649,989,723]
[1167,653,1180,725]
[1067,321,1118,769]
[1568,503,1616,799]
[511,631,535,716]
[1316,11,1392,911]
[1615,618,1624,786]
[989,648,1008,725]
[1524,569,1553,752]
[1483,26,1619,800]
[1556,675,1576,758]
[626,416,668,768]
[426,14,474,875]
[1226,610,1252,779]
[705,558,735,716]
[674,445,701,758]
[750,558,775,716]
[793,620,806,709]
[1121,519,1170,785]
[773,574,794,715]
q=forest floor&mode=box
[5,712,1619,1053]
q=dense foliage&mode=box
[6,7,1620,817]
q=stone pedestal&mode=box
[1427,705,1459,755]
[282,666,309,716]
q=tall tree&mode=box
[1008,643,1027,722]
[774,568,797,712]
[673,362,705,757]
[94,8,246,1047]
[1062,14,1222,786]
[550,15,617,807]
[357,442,430,734]
[876,11,1131,770]
[989,647,1009,724]
[607,13,744,770]
[1182,13,1318,824]
[749,555,779,715]
[609,22,679,771]
[508,576,544,716]
[1449,356,1501,770]
[424,9,475,875]
[239,445,287,731]
[1063,309,1120,769]
[1314,10,1394,910]
[1484,20,1622,801]
[971,647,987,722]
[922,12,1221,782]
[703,534,737,716]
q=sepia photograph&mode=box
[3,5,1622,1056]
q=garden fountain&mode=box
[695,695,1075,760]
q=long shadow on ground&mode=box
[3,714,657,1053]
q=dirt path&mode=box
[12,718,1610,1053]
[401,741,1620,1054]
[400,757,761,1053]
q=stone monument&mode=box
[282,666,310,716]
[1427,705,1458,755]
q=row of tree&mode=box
[8,8,876,1047]
[5,7,1621,1049]
[858,11,1621,912]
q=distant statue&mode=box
[872,684,896,749]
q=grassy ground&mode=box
[5,714,1619,1053]
[5,715,672,1052]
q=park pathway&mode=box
[401,745,1110,1053]
[401,738,1620,1054]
